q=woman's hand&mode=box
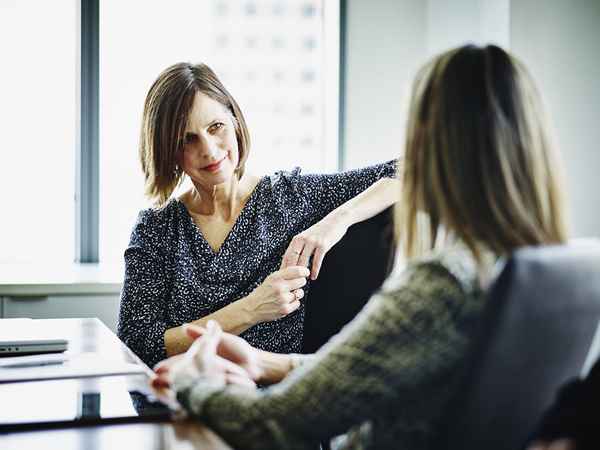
[243,266,310,323]
[281,212,350,280]
[152,321,258,392]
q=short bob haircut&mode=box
[397,44,568,262]
[139,63,251,206]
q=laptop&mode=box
[0,318,68,356]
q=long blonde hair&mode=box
[397,45,568,262]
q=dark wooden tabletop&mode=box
[0,318,233,449]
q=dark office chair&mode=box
[301,207,395,354]
[436,242,600,450]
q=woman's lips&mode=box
[202,157,226,173]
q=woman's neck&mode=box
[186,174,257,220]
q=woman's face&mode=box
[178,92,239,190]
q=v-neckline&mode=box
[177,177,264,258]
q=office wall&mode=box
[343,0,508,168]
[344,0,600,238]
[511,0,600,238]
[343,0,426,169]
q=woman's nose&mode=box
[202,140,220,160]
[193,135,219,159]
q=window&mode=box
[99,0,338,264]
[0,0,77,264]
[0,0,339,265]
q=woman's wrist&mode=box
[238,292,262,326]
[255,350,294,385]
[326,205,354,230]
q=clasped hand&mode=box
[152,321,261,396]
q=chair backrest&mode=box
[301,207,395,354]
[438,242,600,450]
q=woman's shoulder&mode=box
[266,167,303,188]
[136,199,181,224]
[380,244,488,311]
[258,167,305,204]
[131,199,183,240]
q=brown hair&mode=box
[139,63,251,206]
[397,44,568,262]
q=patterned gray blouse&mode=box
[174,245,494,450]
[117,161,396,368]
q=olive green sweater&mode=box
[174,246,491,449]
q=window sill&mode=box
[0,262,123,297]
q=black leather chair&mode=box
[301,207,395,354]
[437,242,600,450]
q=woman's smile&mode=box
[202,155,227,173]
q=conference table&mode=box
[0,318,234,450]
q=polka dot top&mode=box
[117,160,397,368]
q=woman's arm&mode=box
[172,262,470,449]
[282,177,400,279]
[329,176,399,226]
[164,265,310,357]
[118,211,173,368]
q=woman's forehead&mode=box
[186,92,229,128]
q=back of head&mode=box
[397,44,568,262]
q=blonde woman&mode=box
[152,44,568,450]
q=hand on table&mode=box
[281,214,348,280]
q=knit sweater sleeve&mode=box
[174,260,470,450]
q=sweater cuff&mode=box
[289,353,315,370]
[174,373,225,417]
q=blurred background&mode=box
[0,0,598,328]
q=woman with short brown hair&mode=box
[153,45,569,449]
[117,62,399,368]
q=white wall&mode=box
[344,0,600,238]
[511,0,600,238]
[343,0,509,169]
[343,0,426,169]
[427,0,509,55]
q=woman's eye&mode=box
[209,123,224,134]
[184,134,197,145]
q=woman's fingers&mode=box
[286,276,307,291]
[281,236,305,269]
[310,246,326,280]
[297,241,314,268]
[287,300,301,313]
[151,373,171,389]
[154,353,185,374]
[278,266,310,280]
[184,324,206,340]
[196,321,222,356]
[225,372,257,388]
[215,355,253,379]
